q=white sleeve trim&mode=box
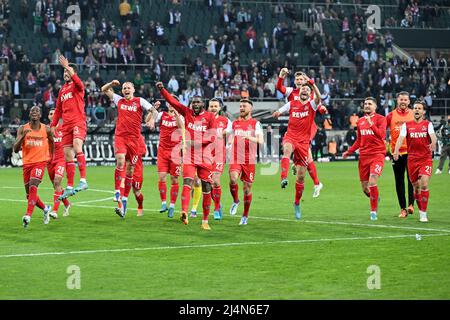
[399,123,407,137]
[428,122,435,135]
[225,118,233,134]
[285,87,294,98]
[113,94,122,106]
[277,101,291,114]
[140,98,153,111]
[309,98,319,111]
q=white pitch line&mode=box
[0,186,112,194]
[1,198,450,234]
[1,233,449,259]
[73,197,112,204]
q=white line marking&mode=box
[1,198,450,234]
[1,233,449,259]
[73,197,112,204]
[0,186,112,194]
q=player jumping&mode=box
[145,97,183,218]
[277,68,324,198]
[50,55,88,200]
[273,82,322,219]
[156,81,216,230]
[208,98,232,220]
[14,106,54,228]
[343,97,387,221]
[101,80,157,218]
[229,99,264,225]
[393,101,437,222]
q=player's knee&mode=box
[202,181,211,193]
[184,178,193,187]
[170,176,178,184]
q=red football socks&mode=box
[295,182,304,205]
[170,183,179,205]
[202,192,212,220]
[66,161,76,188]
[76,152,87,179]
[307,161,320,185]
[158,181,167,202]
[369,185,379,212]
[212,186,222,211]
[243,193,252,217]
[181,185,192,212]
[230,183,239,203]
[281,157,290,180]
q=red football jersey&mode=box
[400,120,434,160]
[52,122,64,162]
[278,99,319,143]
[157,111,182,150]
[51,74,86,127]
[214,115,232,164]
[113,94,152,138]
[230,117,262,165]
[160,88,216,164]
[348,113,387,157]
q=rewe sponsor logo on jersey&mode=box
[54,136,62,143]
[360,129,374,135]
[234,128,254,137]
[61,92,73,102]
[26,139,44,147]
[120,103,138,112]
[162,119,177,127]
[410,132,427,138]
[188,122,207,132]
[292,111,309,118]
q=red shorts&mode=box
[157,147,181,177]
[212,162,225,174]
[23,161,47,185]
[115,135,145,165]
[62,122,87,147]
[183,163,212,182]
[47,159,66,181]
[408,158,432,183]
[132,158,144,191]
[283,136,309,167]
[229,163,255,183]
[358,154,385,181]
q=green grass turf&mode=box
[0,161,449,299]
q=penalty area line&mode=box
[0,233,449,259]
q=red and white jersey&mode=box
[278,99,319,143]
[113,94,153,138]
[214,115,232,164]
[160,88,216,164]
[230,117,263,165]
[156,111,183,150]
[348,113,387,157]
[400,120,434,160]
[52,122,64,162]
[51,74,86,127]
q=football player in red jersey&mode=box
[156,81,217,230]
[208,98,232,220]
[393,101,437,222]
[272,83,322,219]
[145,97,184,218]
[277,68,324,198]
[47,108,71,218]
[101,80,158,218]
[343,97,387,221]
[50,56,88,200]
[228,99,264,225]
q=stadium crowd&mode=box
[0,0,449,133]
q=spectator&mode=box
[119,0,131,23]
[168,75,179,94]
[206,35,217,56]
[74,41,86,71]
[0,128,14,167]
[328,138,337,160]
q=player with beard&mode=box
[343,97,387,221]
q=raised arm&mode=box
[276,67,289,94]
[59,55,84,92]
[101,80,121,100]
[156,82,188,116]
[50,90,63,128]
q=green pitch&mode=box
[0,161,449,299]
